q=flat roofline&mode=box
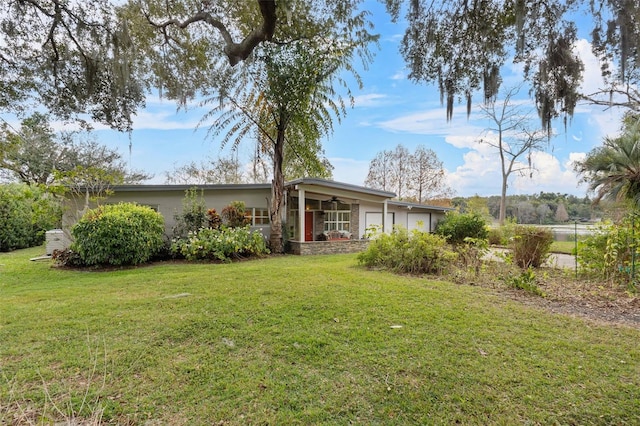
[388,200,454,212]
[286,177,396,198]
[110,183,272,192]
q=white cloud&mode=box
[329,157,370,186]
[509,152,585,194]
[378,107,486,137]
[446,146,588,197]
[574,39,611,97]
[353,93,389,108]
[130,109,202,130]
[390,70,405,80]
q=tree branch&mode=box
[147,0,277,66]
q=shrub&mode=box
[503,268,545,296]
[207,208,222,229]
[358,226,457,275]
[487,220,518,246]
[435,211,488,245]
[0,184,61,251]
[510,225,553,269]
[71,203,165,266]
[221,201,250,228]
[577,216,639,287]
[487,228,503,245]
[170,225,269,261]
[173,187,207,238]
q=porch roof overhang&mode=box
[285,178,395,203]
[387,200,454,213]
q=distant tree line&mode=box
[452,193,609,224]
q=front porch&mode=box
[284,178,395,255]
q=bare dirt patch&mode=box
[456,259,640,329]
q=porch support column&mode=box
[383,199,389,233]
[298,189,305,242]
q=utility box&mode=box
[45,229,68,255]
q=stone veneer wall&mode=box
[351,203,360,239]
[288,240,370,255]
[314,211,324,240]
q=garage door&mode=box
[365,212,395,233]
[407,212,431,232]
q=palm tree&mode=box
[201,37,374,252]
[576,114,640,207]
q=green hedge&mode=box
[358,227,457,274]
[0,184,61,252]
[435,211,488,245]
[170,226,269,262]
[71,203,165,266]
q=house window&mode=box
[245,207,270,226]
[324,210,350,232]
[253,208,270,225]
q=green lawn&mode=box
[2,246,639,424]
[550,240,578,254]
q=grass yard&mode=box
[1,247,639,424]
[550,240,578,255]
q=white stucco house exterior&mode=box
[63,177,452,255]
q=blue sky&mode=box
[47,2,629,197]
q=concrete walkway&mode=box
[487,248,577,269]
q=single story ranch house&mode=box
[62,177,452,255]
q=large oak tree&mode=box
[385,0,640,128]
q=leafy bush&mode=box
[0,184,61,251]
[171,226,269,261]
[577,216,639,287]
[173,187,208,238]
[487,228,503,245]
[503,268,545,296]
[358,227,457,275]
[487,220,518,246]
[435,212,488,245]
[221,201,250,228]
[510,226,553,269]
[454,237,489,275]
[207,208,222,229]
[71,203,165,266]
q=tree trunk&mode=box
[499,173,508,225]
[269,124,286,253]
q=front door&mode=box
[305,211,314,241]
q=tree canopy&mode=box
[1,1,145,130]
[365,144,452,203]
[0,113,149,187]
[575,113,640,207]
[385,0,640,129]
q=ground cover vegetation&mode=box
[168,189,269,262]
[0,183,61,252]
[577,212,640,290]
[53,189,269,268]
[1,246,639,424]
